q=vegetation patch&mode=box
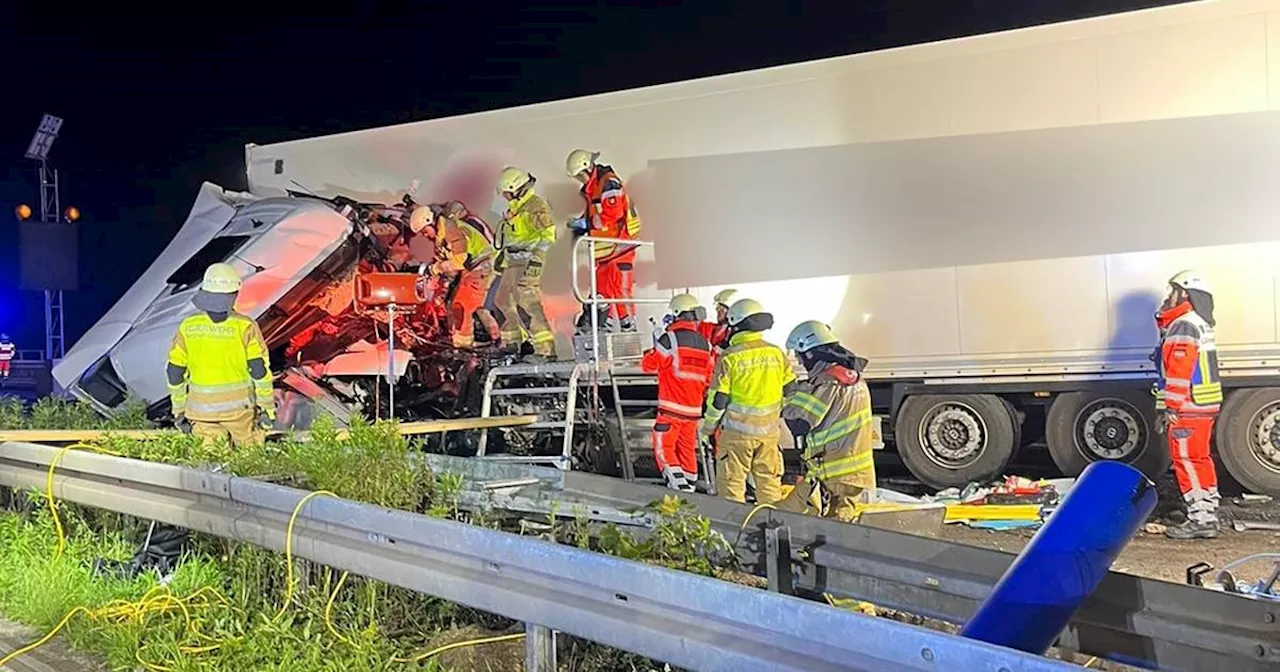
[0,397,735,671]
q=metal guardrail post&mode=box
[765,526,794,596]
[525,623,556,671]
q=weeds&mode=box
[0,395,152,431]
[0,398,732,671]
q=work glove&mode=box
[649,317,665,348]
[173,415,193,434]
[258,409,276,431]
[567,216,590,235]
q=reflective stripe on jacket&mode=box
[0,342,13,361]
[1157,307,1222,415]
[503,190,556,252]
[782,363,876,489]
[704,331,796,436]
[641,320,714,419]
[580,164,642,262]
[167,312,272,421]
[436,216,496,273]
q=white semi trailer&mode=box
[56,0,1280,495]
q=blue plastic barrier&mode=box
[960,460,1158,654]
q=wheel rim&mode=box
[1246,401,1280,475]
[1073,398,1144,462]
[918,401,988,470]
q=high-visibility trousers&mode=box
[777,477,870,523]
[192,407,262,448]
[653,414,700,480]
[494,251,556,356]
[715,427,783,505]
[1168,414,1220,525]
[0,360,10,377]
[594,253,636,320]
[451,264,500,348]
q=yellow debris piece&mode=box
[943,503,1043,523]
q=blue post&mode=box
[960,461,1158,654]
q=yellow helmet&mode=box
[726,298,765,326]
[408,206,435,234]
[668,293,700,315]
[201,263,242,294]
[565,149,599,178]
[713,289,738,308]
[496,166,533,195]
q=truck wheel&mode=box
[1215,388,1280,496]
[1046,391,1168,479]
[896,394,1016,489]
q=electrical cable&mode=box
[5,443,540,669]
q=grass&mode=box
[0,396,734,671]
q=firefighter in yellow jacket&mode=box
[167,263,276,446]
[778,321,876,522]
[700,298,795,504]
[493,166,558,361]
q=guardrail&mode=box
[561,471,1280,672]
[0,442,1078,672]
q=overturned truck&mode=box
[54,1,1280,495]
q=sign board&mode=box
[25,114,63,161]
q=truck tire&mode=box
[1045,390,1168,479]
[1214,388,1280,496]
[895,394,1017,489]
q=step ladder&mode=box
[475,361,588,470]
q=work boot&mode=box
[575,307,611,335]
[1164,520,1219,539]
[619,316,636,333]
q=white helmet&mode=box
[1169,270,1210,294]
[713,288,738,308]
[726,298,765,326]
[408,206,435,234]
[201,263,242,294]
[565,149,599,178]
[668,294,700,315]
[496,166,533,195]
[786,320,839,353]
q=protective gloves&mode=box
[567,216,590,235]
[174,415,193,434]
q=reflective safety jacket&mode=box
[641,319,714,419]
[1155,302,1222,416]
[167,312,273,422]
[782,362,876,489]
[703,331,796,436]
[502,190,556,253]
[434,215,496,274]
[0,341,13,362]
[580,164,642,262]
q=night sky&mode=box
[0,1,1186,353]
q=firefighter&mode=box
[0,334,13,380]
[416,203,502,349]
[699,288,737,355]
[166,263,276,447]
[1155,270,1224,539]
[641,294,715,492]
[700,298,795,504]
[778,321,876,522]
[493,166,558,361]
[565,149,642,333]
